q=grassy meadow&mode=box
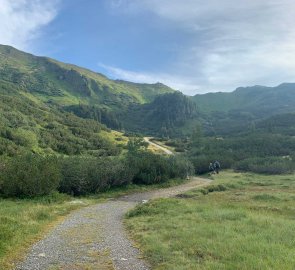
[126,171,295,270]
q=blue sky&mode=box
[1,0,295,94]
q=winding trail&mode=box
[16,177,211,270]
[144,137,173,155]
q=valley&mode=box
[0,44,294,270]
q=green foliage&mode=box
[59,156,134,196]
[127,143,193,185]
[126,137,148,153]
[0,153,60,197]
[0,82,122,157]
[65,104,122,129]
[123,92,197,137]
[185,133,295,174]
[234,157,294,174]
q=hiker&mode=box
[213,160,221,174]
[209,162,215,174]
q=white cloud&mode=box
[0,0,59,50]
[110,0,295,93]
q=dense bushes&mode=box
[0,154,60,197]
[234,157,295,174]
[0,145,193,197]
[186,133,295,175]
[59,156,134,195]
[126,139,194,185]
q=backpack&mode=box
[214,161,220,169]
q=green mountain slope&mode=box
[0,45,174,108]
[123,92,198,136]
[193,84,295,116]
[0,80,122,157]
[192,84,295,136]
[0,44,177,135]
[1,44,295,139]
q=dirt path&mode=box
[16,177,211,270]
[144,137,173,155]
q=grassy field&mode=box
[0,179,186,270]
[126,171,295,270]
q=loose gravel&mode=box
[16,177,211,270]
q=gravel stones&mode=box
[16,177,210,270]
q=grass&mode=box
[0,178,186,269]
[0,193,84,269]
[125,171,295,270]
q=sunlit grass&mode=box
[126,171,295,270]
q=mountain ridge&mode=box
[1,44,295,138]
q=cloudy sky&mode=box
[1,0,295,94]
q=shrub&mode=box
[0,153,60,197]
[131,152,170,185]
[190,154,233,175]
[168,156,194,179]
[234,157,294,174]
[128,150,193,185]
[59,156,134,195]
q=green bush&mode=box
[168,156,194,179]
[234,157,294,174]
[131,152,170,184]
[0,153,60,197]
[128,149,193,185]
[59,156,134,195]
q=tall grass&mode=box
[126,171,295,270]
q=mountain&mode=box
[0,78,123,157]
[0,44,175,156]
[1,44,295,140]
[192,84,295,135]
[0,44,178,135]
[193,84,295,116]
[122,92,198,136]
[0,45,174,108]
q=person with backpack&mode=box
[213,160,221,174]
[209,162,215,174]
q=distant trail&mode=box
[144,137,173,155]
[16,177,211,270]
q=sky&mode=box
[1,0,295,95]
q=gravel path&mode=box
[16,177,211,270]
[143,137,173,155]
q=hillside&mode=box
[1,44,295,139]
[0,45,174,107]
[0,45,181,141]
[123,92,198,136]
[0,45,202,137]
[193,84,295,135]
[0,79,124,157]
[193,84,295,116]
[0,45,175,131]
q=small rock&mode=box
[38,253,46,258]
[120,258,128,261]
[142,200,148,204]
[68,200,86,205]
